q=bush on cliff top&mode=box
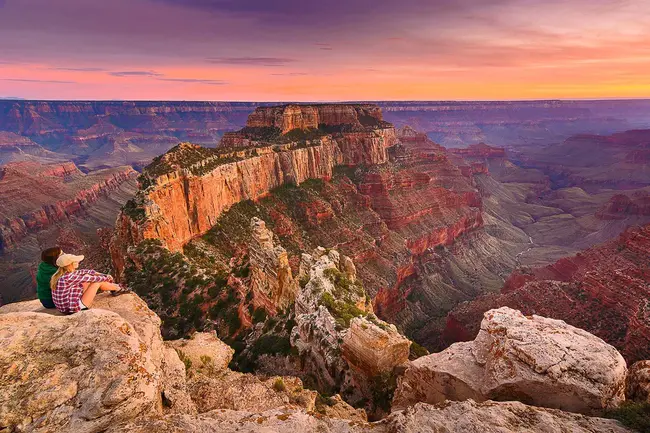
[320,291,367,330]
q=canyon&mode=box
[1,100,650,430]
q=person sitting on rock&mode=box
[50,253,130,314]
[36,247,63,309]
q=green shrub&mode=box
[409,342,429,359]
[272,378,286,392]
[320,292,366,329]
[175,349,192,373]
[252,335,292,357]
[604,402,650,431]
[252,308,268,323]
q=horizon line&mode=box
[2,97,650,103]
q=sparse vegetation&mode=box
[272,378,286,392]
[320,291,367,329]
[409,341,429,359]
[175,349,192,373]
[604,402,650,432]
[252,308,267,323]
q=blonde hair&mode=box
[50,264,75,291]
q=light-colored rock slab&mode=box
[394,307,627,414]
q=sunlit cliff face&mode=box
[0,0,649,100]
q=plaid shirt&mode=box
[52,269,113,314]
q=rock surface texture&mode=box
[626,361,650,403]
[249,217,299,311]
[0,294,634,433]
[0,295,163,433]
[393,307,627,414]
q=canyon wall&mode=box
[112,105,399,270]
[0,161,136,251]
[246,104,386,133]
[443,224,650,364]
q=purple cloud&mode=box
[109,71,163,77]
[49,67,107,72]
[206,57,296,67]
[157,78,227,85]
[2,78,76,84]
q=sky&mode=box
[0,0,649,101]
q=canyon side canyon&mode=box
[1,101,650,431]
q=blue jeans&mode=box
[40,298,56,309]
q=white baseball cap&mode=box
[56,253,85,267]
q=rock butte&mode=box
[111,104,398,269]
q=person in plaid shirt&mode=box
[51,253,129,314]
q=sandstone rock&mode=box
[626,361,650,403]
[383,400,631,433]
[108,400,630,433]
[248,217,298,310]
[244,104,385,135]
[342,318,410,376]
[159,345,197,415]
[393,307,627,414]
[0,307,160,432]
[293,250,409,411]
[315,394,368,423]
[187,371,316,414]
[109,408,370,433]
[167,332,234,372]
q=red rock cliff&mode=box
[443,224,650,364]
[246,104,385,133]
[111,105,399,276]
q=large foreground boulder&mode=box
[393,307,627,414]
[0,302,161,432]
[109,400,631,433]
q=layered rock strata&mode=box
[0,161,136,251]
[248,217,298,311]
[244,104,387,134]
[394,307,627,414]
[444,224,650,364]
[112,105,399,271]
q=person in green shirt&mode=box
[36,247,62,309]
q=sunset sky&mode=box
[1,0,649,101]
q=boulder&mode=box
[166,332,234,372]
[383,400,631,433]
[0,305,161,432]
[626,360,650,403]
[342,318,410,376]
[315,394,368,423]
[393,307,627,414]
[187,371,316,414]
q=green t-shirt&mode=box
[36,262,57,303]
